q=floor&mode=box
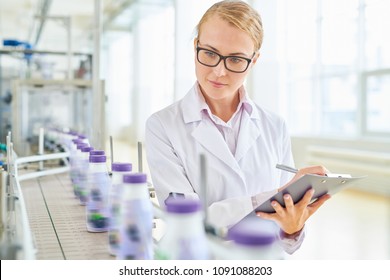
[18,141,390,260]
[286,188,390,259]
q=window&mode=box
[103,2,175,143]
[365,72,390,135]
[281,0,390,138]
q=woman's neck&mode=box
[204,93,240,123]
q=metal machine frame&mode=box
[11,79,105,156]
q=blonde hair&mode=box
[195,0,264,51]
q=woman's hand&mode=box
[256,165,332,235]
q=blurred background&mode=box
[0,0,389,259]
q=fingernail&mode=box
[284,194,290,200]
[271,201,277,206]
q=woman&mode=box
[145,0,331,254]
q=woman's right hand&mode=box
[277,165,330,192]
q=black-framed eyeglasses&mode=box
[196,41,255,73]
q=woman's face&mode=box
[195,15,258,103]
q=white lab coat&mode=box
[145,82,295,222]
[145,83,303,253]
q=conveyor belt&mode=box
[20,172,115,260]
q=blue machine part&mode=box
[3,39,33,61]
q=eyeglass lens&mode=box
[197,49,250,73]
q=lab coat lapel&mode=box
[191,120,242,174]
[235,110,261,162]
[182,83,242,175]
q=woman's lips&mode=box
[209,80,226,88]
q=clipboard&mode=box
[255,174,366,213]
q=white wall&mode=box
[249,0,281,114]
[292,136,390,168]
[173,0,215,99]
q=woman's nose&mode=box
[213,59,227,77]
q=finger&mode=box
[270,200,285,217]
[283,193,294,210]
[255,211,276,221]
[296,188,315,208]
[256,199,286,220]
[256,211,282,230]
[299,165,329,176]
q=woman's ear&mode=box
[252,52,260,65]
[193,38,198,50]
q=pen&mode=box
[276,164,298,174]
[276,163,352,178]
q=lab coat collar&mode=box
[181,83,204,124]
[182,82,261,124]
[182,82,262,175]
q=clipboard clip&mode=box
[276,164,352,178]
[325,173,352,178]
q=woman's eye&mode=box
[229,57,244,64]
[205,51,216,58]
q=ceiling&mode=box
[1,0,95,52]
[0,0,172,53]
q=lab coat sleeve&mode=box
[207,196,254,229]
[277,226,306,255]
[208,189,278,229]
[145,114,197,203]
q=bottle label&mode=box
[78,160,89,205]
[70,153,82,197]
[108,184,122,255]
[86,172,110,231]
[118,199,153,260]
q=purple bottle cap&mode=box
[72,138,83,144]
[81,146,94,153]
[165,198,201,214]
[89,155,106,163]
[123,173,147,184]
[78,134,87,139]
[90,150,105,155]
[112,162,132,172]
[227,218,276,246]
[77,143,88,150]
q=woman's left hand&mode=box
[256,165,332,235]
[257,188,331,234]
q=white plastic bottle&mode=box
[72,142,89,198]
[86,154,111,232]
[117,173,153,260]
[226,217,281,259]
[78,146,94,205]
[69,138,83,189]
[155,198,209,260]
[108,162,132,256]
